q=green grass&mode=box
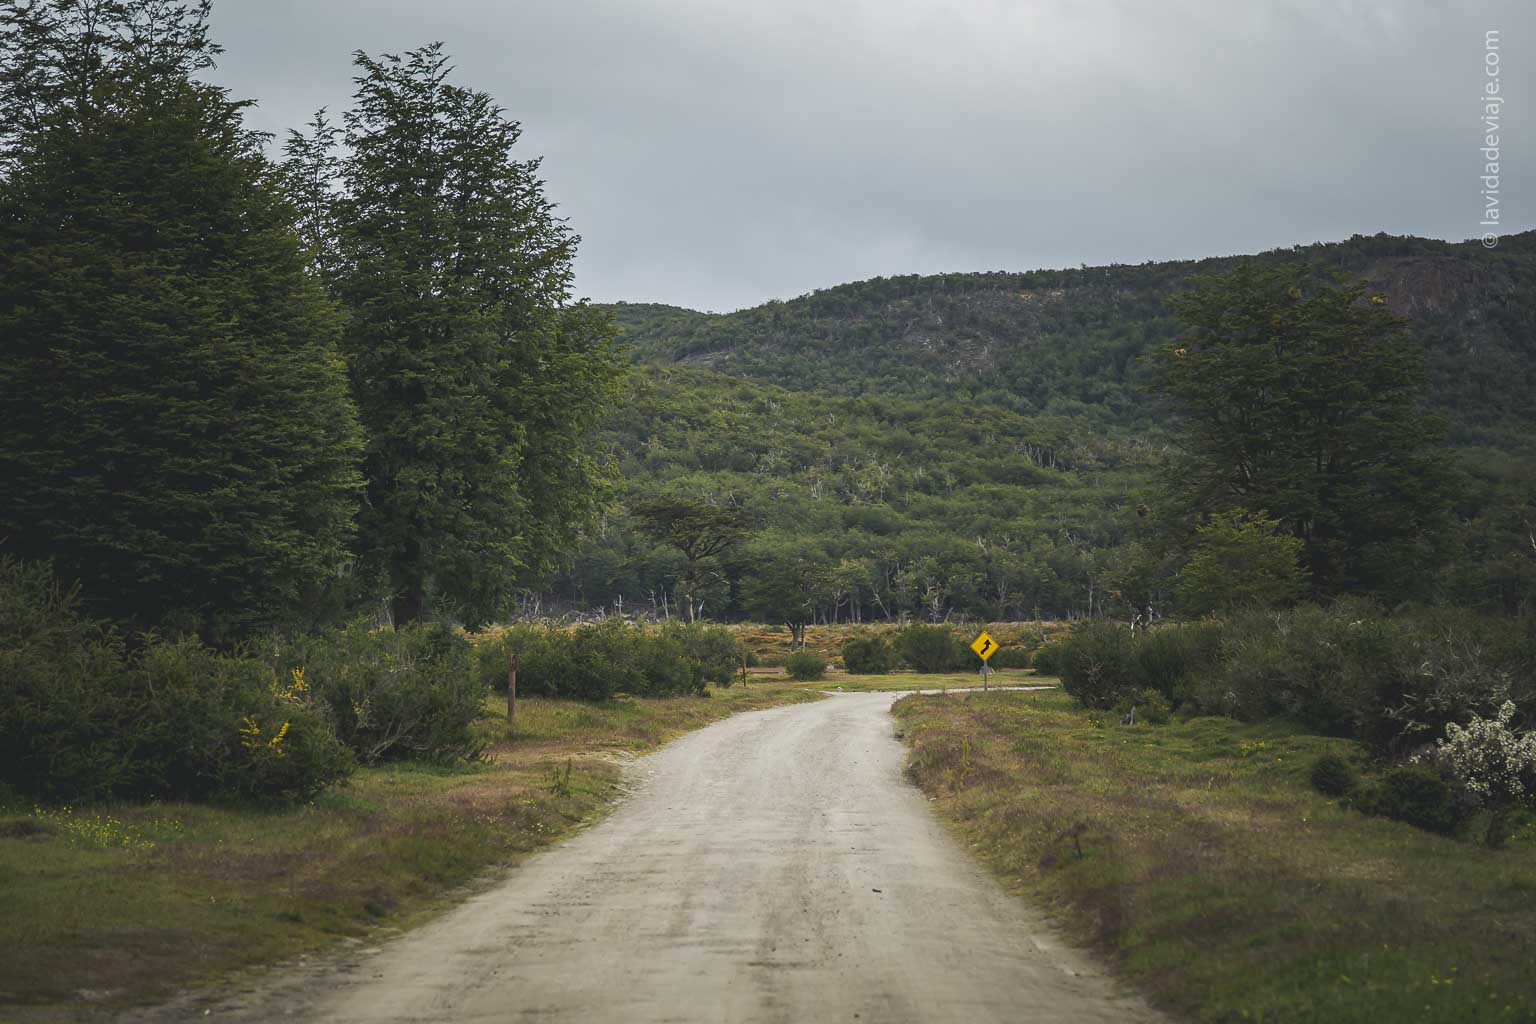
[731,620,1066,665]
[892,690,1536,1023]
[0,683,822,1020]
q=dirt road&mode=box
[150,692,1160,1023]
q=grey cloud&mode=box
[206,0,1533,312]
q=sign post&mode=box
[970,630,999,691]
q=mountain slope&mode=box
[603,232,1536,449]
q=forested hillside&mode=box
[608,232,1536,449]
[552,369,1160,622]
[544,233,1536,622]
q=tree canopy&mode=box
[0,0,363,639]
[1174,510,1306,616]
[1150,262,1452,599]
[283,44,624,626]
[632,495,753,621]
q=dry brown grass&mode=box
[483,684,824,759]
[894,690,1536,1024]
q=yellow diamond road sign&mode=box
[971,631,998,661]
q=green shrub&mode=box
[1032,641,1065,677]
[1133,623,1222,705]
[574,619,650,696]
[1056,607,1532,754]
[897,625,968,673]
[489,623,606,700]
[474,632,517,693]
[1174,509,1306,616]
[841,635,898,674]
[273,620,486,765]
[1055,621,1137,710]
[988,646,1033,669]
[1182,612,1291,721]
[1184,603,1389,736]
[1359,764,1463,836]
[480,620,721,700]
[1052,623,1220,712]
[1368,611,1528,756]
[134,639,354,801]
[785,650,826,680]
[1113,688,1172,725]
[1309,754,1358,797]
[1,560,137,801]
[0,558,353,803]
[484,620,635,701]
[633,626,699,696]
[664,622,744,686]
[1226,602,1529,750]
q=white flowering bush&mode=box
[1415,701,1536,846]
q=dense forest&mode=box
[541,232,1536,624]
[551,370,1159,623]
[607,232,1536,448]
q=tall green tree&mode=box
[632,495,752,621]
[1149,262,1451,598]
[285,44,623,626]
[0,0,364,639]
[740,536,829,648]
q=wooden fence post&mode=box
[505,649,520,736]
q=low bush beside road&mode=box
[1050,605,1535,756]
[474,620,746,700]
[895,624,972,673]
[1,559,355,805]
[785,649,827,680]
[271,620,489,766]
[894,689,1536,1024]
[840,634,898,674]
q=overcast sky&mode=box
[207,0,1532,312]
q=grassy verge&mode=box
[0,684,822,1020]
[893,689,1536,1024]
[774,667,1053,692]
[496,682,823,753]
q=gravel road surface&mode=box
[140,691,1161,1023]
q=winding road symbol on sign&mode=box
[971,631,997,662]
